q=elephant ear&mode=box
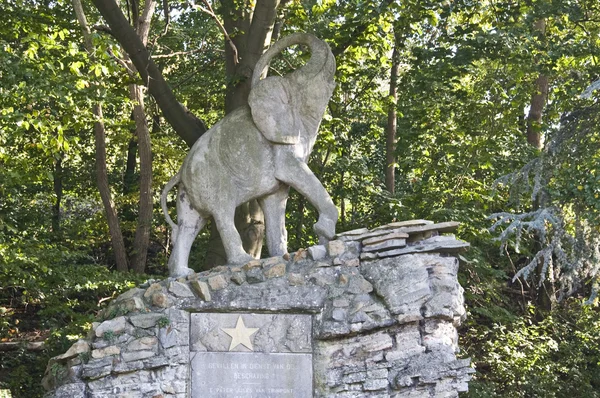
[249,76,300,145]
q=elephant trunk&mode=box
[251,33,335,87]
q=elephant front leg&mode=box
[168,187,206,277]
[259,186,290,257]
[273,147,338,243]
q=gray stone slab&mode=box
[335,228,369,237]
[373,219,434,230]
[362,238,407,252]
[190,313,312,353]
[362,231,409,246]
[191,351,312,398]
[377,235,469,257]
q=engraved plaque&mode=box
[191,352,312,397]
[190,313,313,398]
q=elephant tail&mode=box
[161,171,181,232]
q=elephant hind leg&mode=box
[213,209,255,265]
[167,187,206,277]
[259,186,289,257]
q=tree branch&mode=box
[91,0,205,147]
[192,0,239,64]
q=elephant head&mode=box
[248,33,336,149]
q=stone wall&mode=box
[43,220,473,397]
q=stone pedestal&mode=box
[43,221,473,397]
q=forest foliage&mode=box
[1,0,600,396]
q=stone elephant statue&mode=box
[161,33,338,277]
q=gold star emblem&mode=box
[221,316,259,351]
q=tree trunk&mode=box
[129,85,153,273]
[526,19,548,150]
[73,0,129,272]
[385,42,400,194]
[125,0,156,274]
[526,19,554,310]
[526,74,548,149]
[94,105,130,272]
[123,138,137,194]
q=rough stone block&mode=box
[189,280,211,301]
[362,230,409,246]
[242,259,262,271]
[168,281,195,297]
[362,238,407,252]
[152,292,170,308]
[207,274,229,290]
[122,350,156,362]
[91,345,120,359]
[308,244,327,260]
[127,336,158,351]
[95,316,129,338]
[129,313,165,329]
[264,262,286,278]
[230,271,246,285]
[288,272,305,285]
[327,240,346,257]
[246,267,266,283]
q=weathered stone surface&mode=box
[122,350,156,362]
[308,244,327,260]
[143,283,164,299]
[360,255,431,318]
[115,288,145,303]
[263,262,286,278]
[130,313,165,329]
[152,292,169,308]
[168,280,195,297]
[395,221,460,235]
[230,271,246,285]
[242,259,262,271]
[378,235,470,257]
[288,272,305,285]
[50,382,86,398]
[189,280,211,301]
[127,336,158,351]
[262,256,285,267]
[91,345,120,359]
[374,219,434,230]
[81,357,113,380]
[362,231,409,246]
[336,227,369,237]
[207,274,229,290]
[245,267,266,283]
[363,238,407,252]
[327,240,346,257]
[360,252,378,261]
[94,316,129,338]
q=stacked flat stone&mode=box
[43,219,473,398]
[336,219,469,261]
